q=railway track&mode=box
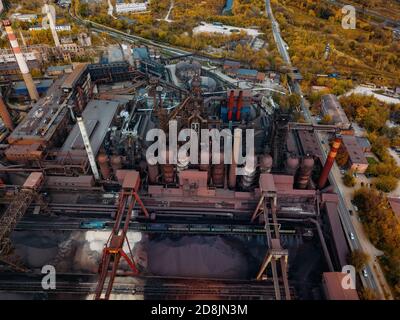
[0,273,293,299]
[15,216,299,236]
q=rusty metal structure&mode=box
[0,55,353,300]
[95,171,148,300]
[0,172,44,269]
[251,174,290,300]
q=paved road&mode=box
[264,0,389,298]
[164,0,174,22]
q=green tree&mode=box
[349,250,370,272]
[374,175,398,193]
[343,171,356,187]
[320,114,332,125]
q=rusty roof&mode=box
[61,63,88,90]
[322,272,359,300]
[341,135,368,165]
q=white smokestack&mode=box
[43,3,60,47]
[2,20,39,101]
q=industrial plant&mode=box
[2,0,394,302]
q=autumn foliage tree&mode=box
[353,188,400,298]
[349,250,370,272]
[374,175,398,193]
[343,171,356,187]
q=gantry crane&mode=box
[95,171,149,300]
[251,173,291,300]
[0,172,45,271]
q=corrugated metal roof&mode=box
[236,68,258,76]
[321,94,350,129]
[47,65,72,72]
[224,60,240,67]
[356,136,371,149]
[13,79,53,90]
[342,135,368,165]
[62,63,88,90]
[60,99,120,156]
[325,201,349,268]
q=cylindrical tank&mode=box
[177,153,190,172]
[211,152,225,187]
[199,147,210,184]
[259,154,273,173]
[286,155,300,176]
[110,155,122,174]
[296,156,314,189]
[97,153,111,180]
[175,60,202,82]
[240,156,257,190]
[148,164,159,184]
[161,149,175,184]
[0,96,14,130]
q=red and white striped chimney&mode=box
[2,20,39,101]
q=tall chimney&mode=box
[227,90,235,121]
[236,90,243,121]
[43,3,60,47]
[2,20,39,101]
[0,93,14,130]
[318,137,341,189]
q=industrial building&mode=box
[0,31,359,300]
[341,135,369,174]
[223,60,266,83]
[115,2,148,14]
[321,94,351,130]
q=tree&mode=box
[374,175,398,193]
[349,250,370,272]
[353,187,400,299]
[320,114,332,125]
[288,94,301,110]
[336,145,349,167]
[343,171,356,187]
[360,288,379,300]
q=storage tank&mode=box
[189,76,217,93]
[177,153,190,172]
[211,152,225,187]
[240,156,257,190]
[148,163,159,184]
[175,60,202,82]
[259,154,273,173]
[161,149,175,184]
[110,155,122,174]
[199,147,211,171]
[286,155,299,175]
[97,153,111,180]
[295,156,314,189]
